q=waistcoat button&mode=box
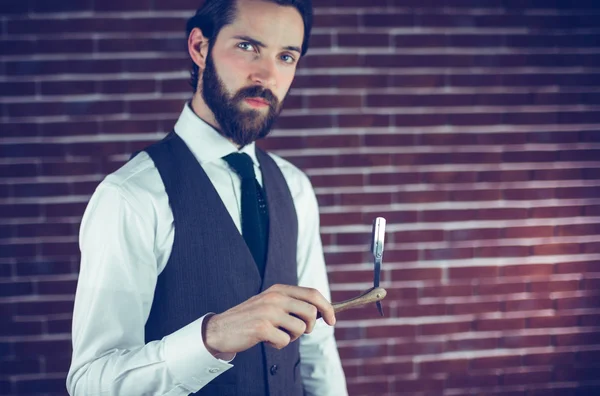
[270,364,278,375]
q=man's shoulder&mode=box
[101,150,163,201]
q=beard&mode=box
[201,51,285,148]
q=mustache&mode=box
[234,85,278,108]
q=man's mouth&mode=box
[244,98,270,108]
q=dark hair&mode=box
[186,0,313,92]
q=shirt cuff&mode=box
[163,313,234,392]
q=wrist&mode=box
[202,313,221,357]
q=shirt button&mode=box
[208,368,220,374]
[270,364,278,375]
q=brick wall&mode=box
[1,0,600,395]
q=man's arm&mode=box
[295,172,349,396]
[67,182,232,396]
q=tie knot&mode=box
[223,152,256,180]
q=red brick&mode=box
[306,135,361,149]
[420,134,478,146]
[15,378,69,393]
[420,359,468,373]
[475,318,526,331]
[424,247,473,261]
[391,378,444,393]
[347,380,389,395]
[447,228,501,241]
[363,360,413,376]
[476,282,527,296]
[446,373,500,388]
[323,252,365,265]
[391,268,441,282]
[533,243,581,256]
[556,295,600,310]
[556,187,600,199]
[469,355,521,370]
[505,298,553,312]
[451,301,501,315]
[422,209,478,222]
[419,321,471,336]
[523,351,576,366]
[37,279,77,295]
[0,358,40,375]
[423,171,477,183]
[529,280,580,293]
[307,94,362,109]
[531,205,583,218]
[555,331,600,346]
[502,334,551,348]
[14,339,72,356]
[478,208,528,220]
[338,153,393,167]
[421,284,472,298]
[393,340,445,356]
[528,315,579,329]
[368,172,420,186]
[0,320,43,336]
[380,249,419,262]
[364,134,415,147]
[533,168,583,180]
[0,281,34,297]
[478,170,530,182]
[396,190,449,203]
[384,287,419,301]
[476,245,529,258]
[337,343,388,360]
[329,269,373,284]
[320,212,363,227]
[451,189,501,202]
[583,242,600,253]
[556,260,600,274]
[502,370,553,385]
[502,264,554,277]
[504,226,554,239]
[339,114,390,128]
[557,223,600,236]
[504,188,555,200]
[449,266,499,280]
[366,325,416,339]
[396,304,447,317]
[447,337,499,352]
[16,261,73,276]
[47,318,72,334]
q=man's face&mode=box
[199,0,304,148]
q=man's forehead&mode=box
[223,0,304,48]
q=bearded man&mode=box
[66,0,348,395]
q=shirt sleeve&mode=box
[294,173,349,396]
[66,182,233,396]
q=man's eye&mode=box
[281,54,296,64]
[238,42,255,51]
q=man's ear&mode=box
[188,27,210,70]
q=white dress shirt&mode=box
[66,103,348,396]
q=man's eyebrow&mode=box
[233,35,301,55]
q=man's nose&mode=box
[250,57,278,90]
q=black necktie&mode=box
[223,152,269,276]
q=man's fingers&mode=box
[269,285,336,326]
[283,299,317,333]
[263,325,292,349]
[274,313,308,342]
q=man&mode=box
[66,0,348,395]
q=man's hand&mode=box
[203,284,336,356]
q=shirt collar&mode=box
[173,102,259,167]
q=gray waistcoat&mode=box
[143,132,303,396]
